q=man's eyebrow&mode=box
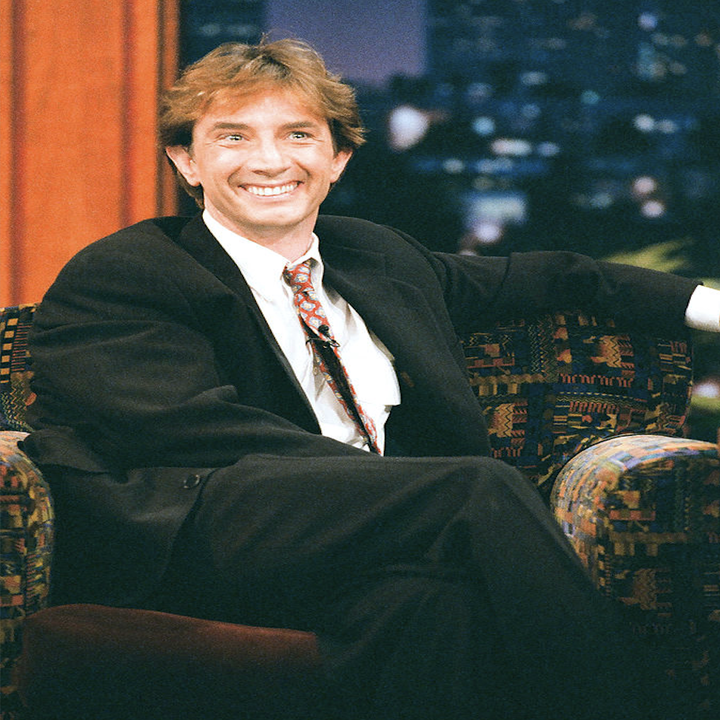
[208,120,323,132]
[281,120,322,129]
[208,122,250,132]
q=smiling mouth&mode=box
[244,182,300,197]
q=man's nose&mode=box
[249,138,289,173]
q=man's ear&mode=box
[330,149,353,185]
[165,146,201,187]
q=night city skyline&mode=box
[183,1,720,89]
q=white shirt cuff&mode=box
[685,285,720,332]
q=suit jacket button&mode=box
[182,473,202,489]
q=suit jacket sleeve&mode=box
[386,226,699,335]
[446,251,697,334]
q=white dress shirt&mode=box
[203,211,720,452]
[204,211,401,453]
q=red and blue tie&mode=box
[283,260,380,454]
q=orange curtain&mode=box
[1,0,179,305]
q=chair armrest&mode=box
[15,604,320,719]
[551,434,720,701]
[551,434,720,617]
[0,430,54,716]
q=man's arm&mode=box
[354,221,706,336]
[429,249,706,336]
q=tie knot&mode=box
[283,260,314,293]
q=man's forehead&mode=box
[201,85,326,124]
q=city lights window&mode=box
[387,105,431,151]
[632,176,658,196]
[521,104,541,120]
[466,83,493,101]
[638,12,659,32]
[443,158,466,174]
[472,116,496,136]
[520,71,548,86]
[491,138,533,156]
[634,114,656,132]
[640,199,666,218]
[536,142,561,157]
[656,119,679,133]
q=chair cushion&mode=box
[15,604,322,719]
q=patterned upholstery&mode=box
[462,312,693,498]
[0,305,35,433]
[553,435,720,706]
[0,433,52,719]
[0,303,718,717]
[1,304,52,719]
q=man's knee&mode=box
[442,456,535,500]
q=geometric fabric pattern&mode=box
[462,313,719,713]
[462,312,693,499]
[0,305,36,433]
[1,304,53,718]
[0,431,53,719]
[553,434,720,710]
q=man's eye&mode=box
[222,134,244,142]
[290,131,309,140]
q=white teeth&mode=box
[245,183,298,197]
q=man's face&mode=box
[167,87,351,250]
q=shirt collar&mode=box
[202,210,324,302]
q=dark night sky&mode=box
[267,0,426,84]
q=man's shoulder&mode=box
[315,215,427,257]
[90,215,197,250]
[316,215,407,243]
[62,215,204,268]
[49,215,212,291]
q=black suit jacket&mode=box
[24,214,698,604]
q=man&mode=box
[25,39,720,719]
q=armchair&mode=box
[1,302,718,718]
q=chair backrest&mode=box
[0,304,36,432]
[462,311,693,499]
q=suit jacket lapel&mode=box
[321,237,449,384]
[318,221,490,457]
[174,215,320,428]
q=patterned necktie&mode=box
[283,260,381,454]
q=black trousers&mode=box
[157,453,678,720]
